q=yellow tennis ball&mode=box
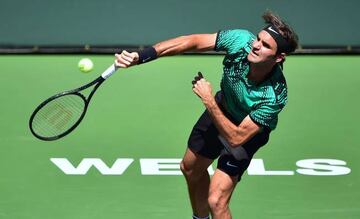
[78,58,94,73]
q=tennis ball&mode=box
[78,58,94,73]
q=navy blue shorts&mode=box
[187,92,270,181]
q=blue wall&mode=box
[1,0,359,46]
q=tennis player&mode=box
[115,10,298,219]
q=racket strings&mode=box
[31,94,86,138]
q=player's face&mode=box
[247,30,283,64]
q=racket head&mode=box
[29,92,88,141]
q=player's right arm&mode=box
[154,33,217,56]
[115,33,217,68]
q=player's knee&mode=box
[180,160,201,181]
[208,192,228,213]
[180,160,192,177]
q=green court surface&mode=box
[0,55,359,219]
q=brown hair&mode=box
[262,10,299,54]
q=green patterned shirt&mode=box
[215,29,288,130]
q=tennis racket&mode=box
[29,64,118,141]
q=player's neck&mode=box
[248,62,275,84]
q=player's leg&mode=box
[180,148,213,218]
[183,101,225,218]
[182,91,238,218]
[208,168,238,219]
[208,128,271,218]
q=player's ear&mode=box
[276,53,285,63]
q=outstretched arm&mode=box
[154,33,217,56]
[115,33,217,68]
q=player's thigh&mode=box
[209,168,238,204]
[181,148,214,175]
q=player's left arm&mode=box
[192,78,262,147]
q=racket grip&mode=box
[101,64,118,79]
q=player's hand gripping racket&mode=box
[29,64,118,141]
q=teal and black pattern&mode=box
[215,29,288,130]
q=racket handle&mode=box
[101,64,118,79]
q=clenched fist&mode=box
[115,50,139,68]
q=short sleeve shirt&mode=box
[215,29,288,130]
